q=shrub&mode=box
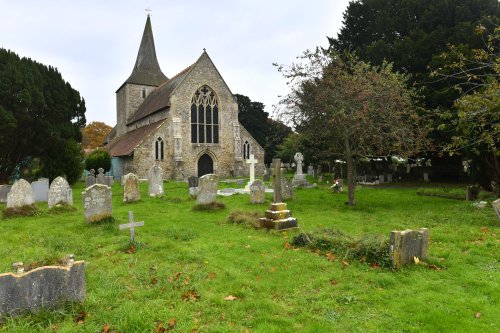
[85,150,111,172]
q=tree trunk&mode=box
[344,136,355,205]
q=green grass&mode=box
[0,181,498,332]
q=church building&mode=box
[106,16,265,179]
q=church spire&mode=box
[124,15,168,86]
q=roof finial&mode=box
[203,48,206,52]
[145,8,152,16]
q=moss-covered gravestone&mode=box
[390,228,429,269]
[82,184,112,223]
[123,173,140,202]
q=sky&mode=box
[0,0,351,126]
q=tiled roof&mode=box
[127,64,193,125]
[106,119,166,157]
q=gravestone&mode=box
[318,175,323,183]
[281,178,295,201]
[492,199,500,219]
[196,174,219,205]
[123,173,140,202]
[317,165,322,175]
[293,152,309,186]
[31,178,49,202]
[0,185,11,203]
[7,179,35,209]
[148,165,164,197]
[390,228,429,269]
[0,257,85,317]
[379,175,385,184]
[188,176,199,198]
[105,176,114,187]
[82,184,112,223]
[259,158,298,230]
[119,211,144,241]
[466,185,480,201]
[86,169,96,187]
[249,180,265,204]
[307,164,314,176]
[262,167,271,182]
[423,172,429,182]
[387,174,393,182]
[96,168,106,185]
[245,154,258,190]
[48,177,73,209]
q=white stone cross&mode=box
[119,211,144,241]
[246,154,258,185]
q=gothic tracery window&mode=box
[243,141,250,159]
[191,85,219,144]
[155,137,164,160]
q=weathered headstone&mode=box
[0,256,85,317]
[86,169,96,187]
[119,211,144,241]
[492,199,500,219]
[307,164,314,176]
[466,185,480,201]
[196,174,219,205]
[48,177,73,209]
[31,178,49,202]
[7,179,35,209]
[123,173,140,202]
[82,184,112,223]
[263,167,271,182]
[249,180,265,204]
[317,165,322,175]
[390,228,429,269]
[293,152,309,186]
[387,174,393,182]
[281,178,295,201]
[0,185,11,203]
[245,154,258,190]
[105,176,114,187]
[318,175,323,183]
[423,172,429,182]
[259,158,298,230]
[379,175,385,184]
[188,176,199,198]
[96,168,106,185]
[148,165,164,197]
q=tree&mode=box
[433,25,500,188]
[85,150,111,172]
[276,133,301,163]
[0,48,86,184]
[276,49,428,205]
[82,121,113,150]
[236,93,293,164]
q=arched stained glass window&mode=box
[155,137,164,160]
[243,141,250,159]
[191,85,219,144]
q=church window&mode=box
[243,141,250,159]
[191,85,219,144]
[155,137,164,160]
[142,87,147,99]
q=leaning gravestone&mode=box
[0,256,85,317]
[48,177,73,209]
[281,177,295,201]
[249,180,265,204]
[390,228,429,269]
[82,184,112,223]
[491,199,500,219]
[188,176,199,198]
[196,174,218,205]
[123,173,140,202]
[31,178,49,202]
[0,185,11,203]
[86,169,96,187]
[7,179,35,209]
[96,168,106,185]
[148,165,164,197]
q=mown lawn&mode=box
[0,180,498,332]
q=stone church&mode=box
[106,16,264,179]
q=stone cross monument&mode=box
[119,211,144,241]
[272,158,282,203]
[245,154,258,190]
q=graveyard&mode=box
[0,174,498,332]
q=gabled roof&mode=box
[121,15,168,89]
[107,119,166,157]
[127,64,193,125]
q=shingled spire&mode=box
[125,15,168,86]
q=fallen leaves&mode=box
[413,256,420,264]
[182,290,200,301]
[370,262,380,269]
[341,260,349,267]
[125,245,136,254]
[168,272,182,283]
[151,277,158,285]
[325,252,336,261]
[224,295,238,301]
[208,272,217,280]
[74,311,86,324]
[284,241,293,250]
[330,279,338,286]
[155,319,177,332]
[475,312,481,319]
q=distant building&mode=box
[106,15,264,179]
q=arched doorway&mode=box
[198,154,213,177]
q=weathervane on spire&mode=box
[145,8,152,16]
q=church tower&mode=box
[115,15,168,137]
